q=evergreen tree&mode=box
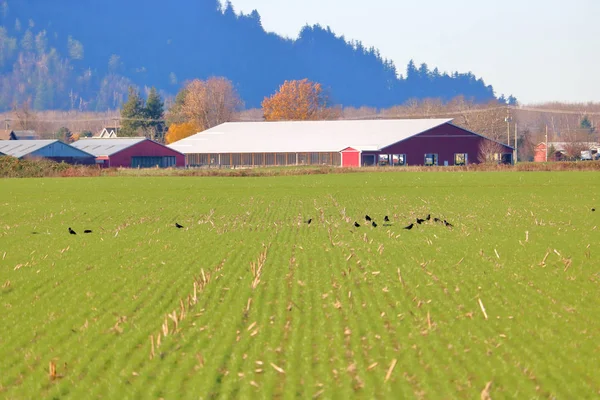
[580,115,594,133]
[144,87,165,141]
[120,86,145,137]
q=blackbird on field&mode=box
[84,230,93,234]
[354,222,360,228]
[416,218,425,224]
[403,223,414,230]
[593,208,596,212]
[372,221,378,228]
[426,214,431,221]
[306,218,312,225]
[68,227,76,235]
[175,223,183,229]
[365,215,372,222]
[434,218,441,223]
[384,216,390,222]
[444,220,453,227]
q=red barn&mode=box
[169,119,514,167]
[72,138,185,168]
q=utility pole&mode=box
[514,123,518,164]
[545,125,548,162]
[505,108,512,147]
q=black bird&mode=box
[354,222,361,228]
[416,218,425,224]
[365,215,372,222]
[426,214,431,221]
[306,218,312,225]
[68,227,76,235]
[175,223,183,229]
[384,215,390,222]
[434,218,441,223]
[593,208,596,212]
[444,220,454,227]
[372,221,378,228]
[84,230,92,234]
[403,223,414,230]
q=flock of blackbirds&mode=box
[68,227,92,235]
[305,213,453,230]
[62,207,595,236]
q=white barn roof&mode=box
[71,137,147,156]
[168,119,453,154]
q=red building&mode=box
[72,138,185,168]
[169,119,514,167]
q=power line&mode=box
[2,105,599,124]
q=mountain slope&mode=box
[0,0,501,111]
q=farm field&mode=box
[0,172,599,399]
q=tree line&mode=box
[0,0,506,112]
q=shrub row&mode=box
[0,156,101,178]
[1,157,599,178]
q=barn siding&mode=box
[372,124,513,166]
[108,140,185,168]
[30,142,95,159]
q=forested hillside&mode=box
[0,0,507,111]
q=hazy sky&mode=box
[229,0,599,104]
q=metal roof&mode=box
[0,140,61,158]
[71,137,147,156]
[168,119,453,154]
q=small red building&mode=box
[72,138,185,168]
[340,147,360,167]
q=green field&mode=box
[0,172,598,399]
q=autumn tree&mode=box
[262,79,340,121]
[177,77,243,131]
[165,122,200,144]
[477,139,504,164]
[56,126,73,143]
[12,100,37,130]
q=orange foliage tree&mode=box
[180,77,243,130]
[165,121,200,144]
[262,79,340,121]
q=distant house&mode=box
[534,142,600,162]
[95,127,118,138]
[71,137,185,168]
[0,130,40,140]
[0,140,96,164]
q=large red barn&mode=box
[168,119,514,167]
[72,138,185,168]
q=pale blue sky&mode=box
[229,0,599,104]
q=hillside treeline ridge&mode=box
[0,0,512,111]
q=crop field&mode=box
[0,172,599,399]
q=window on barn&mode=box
[362,154,376,166]
[378,154,390,166]
[501,153,513,164]
[454,153,467,166]
[424,153,438,166]
[392,154,406,166]
[131,156,175,168]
